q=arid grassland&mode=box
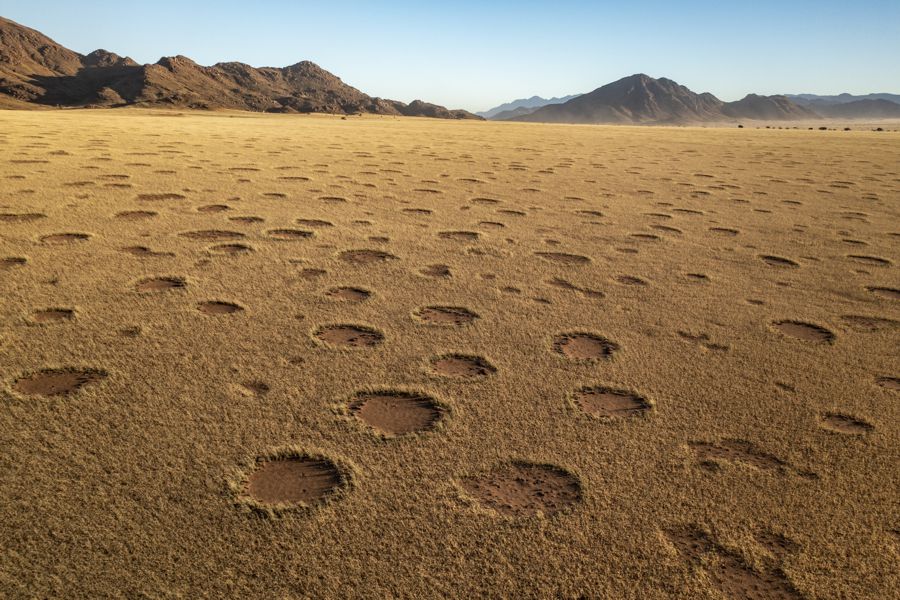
[0,110,898,598]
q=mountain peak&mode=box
[512,75,819,124]
[83,49,138,68]
[156,55,198,70]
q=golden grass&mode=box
[1,109,898,598]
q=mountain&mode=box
[784,93,900,119]
[787,93,900,107]
[0,16,480,119]
[491,106,549,120]
[813,99,900,119]
[721,94,819,120]
[0,16,85,100]
[511,75,827,124]
[511,74,725,124]
[477,94,580,119]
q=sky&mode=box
[2,1,898,112]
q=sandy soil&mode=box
[0,109,898,599]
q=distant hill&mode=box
[787,93,900,106]
[511,74,831,124]
[721,94,819,120]
[785,93,900,119]
[477,94,580,119]
[511,74,726,124]
[813,99,900,119]
[0,16,480,119]
[491,106,549,121]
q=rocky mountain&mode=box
[508,74,828,124]
[0,16,85,99]
[510,74,726,124]
[477,94,580,119]
[721,94,819,120]
[0,16,480,119]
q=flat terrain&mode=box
[1,110,898,599]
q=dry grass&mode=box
[0,109,898,598]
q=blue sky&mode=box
[2,1,898,111]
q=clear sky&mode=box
[2,1,898,111]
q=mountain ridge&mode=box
[0,16,481,119]
[510,74,729,124]
[506,75,896,124]
[477,94,581,119]
[787,92,900,106]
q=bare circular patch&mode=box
[574,386,651,418]
[0,212,46,222]
[348,391,444,436]
[179,230,245,241]
[210,243,253,254]
[875,376,900,391]
[438,230,480,241]
[421,264,451,278]
[40,233,90,244]
[462,462,582,517]
[1,257,27,270]
[867,287,900,300]
[198,301,244,315]
[229,216,264,224]
[414,306,479,325]
[197,204,230,213]
[709,227,739,235]
[772,320,835,343]
[616,275,647,286]
[553,333,619,360]
[32,308,75,323]
[115,210,157,220]
[760,255,799,267]
[848,255,891,266]
[121,246,173,257]
[840,315,899,332]
[245,455,344,508]
[267,228,313,240]
[820,413,873,435]
[326,287,371,302]
[296,218,333,228]
[535,252,590,265]
[137,193,186,201]
[135,276,186,292]
[432,354,496,378]
[339,249,398,264]
[299,268,326,280]
[13,368,107,396]
[315,324,383,347]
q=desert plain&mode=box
[0,109,898,598]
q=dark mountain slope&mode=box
[0,16,480,118]
[512,74,725,124]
